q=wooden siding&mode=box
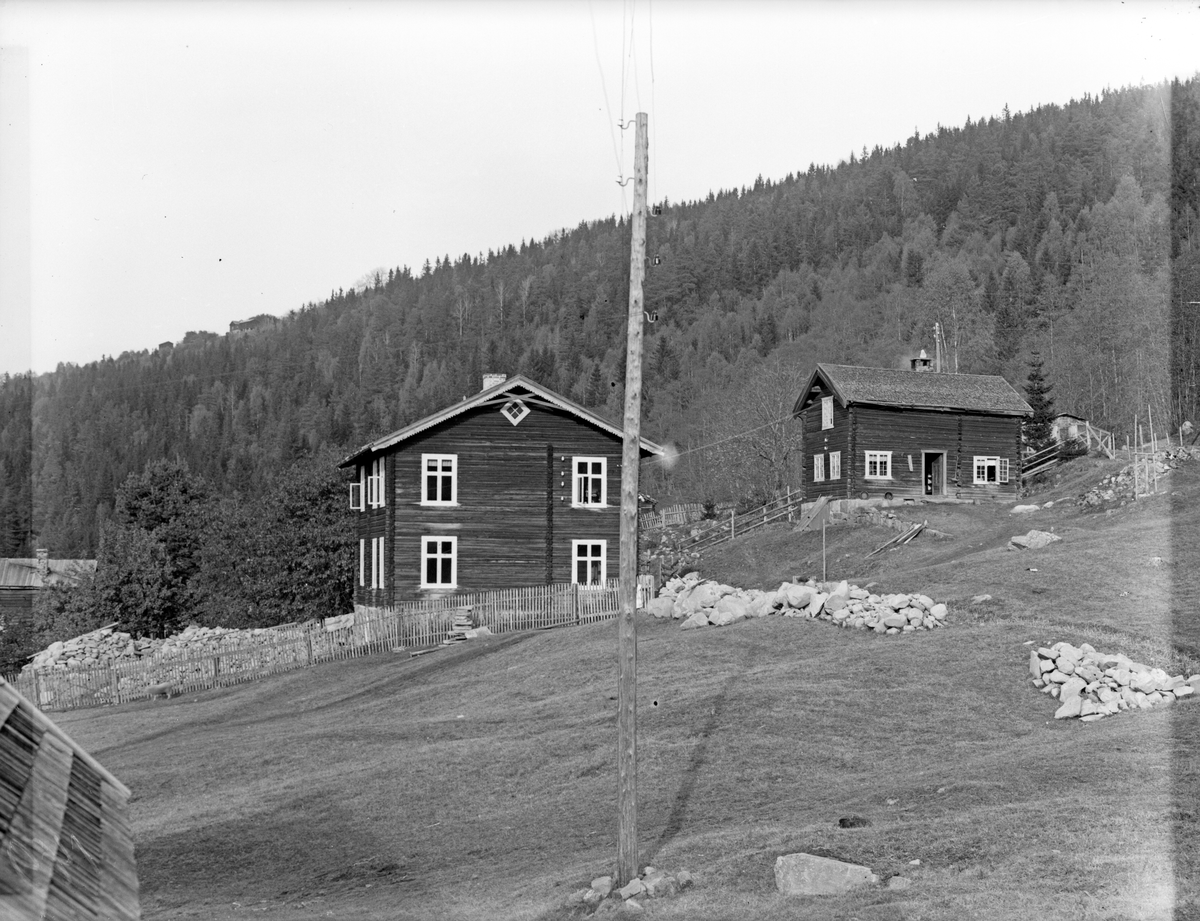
[799,392,851,500]
[846,407,1021,500]
[359,402,628,599]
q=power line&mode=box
[588,0,625,197]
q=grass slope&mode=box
[58,458,1200,921]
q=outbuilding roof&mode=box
[0,558,96,589]
[340,374,665,467]
[794,363,1032,417]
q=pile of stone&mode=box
[568,866,694,911]
[1079,446,1198,508]
[646,571,948,635]
[24,621,307,674]
[25,623,157,670]
[154,623,304,659]
[1030,641,1198,721]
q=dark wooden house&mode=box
[793,363,1032,501]
[339,375,663,609]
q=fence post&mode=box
[33,669,42,708]
[574,582,580,625]
[306,631,313,666]
[109,667,119,705]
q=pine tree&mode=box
[1023,354,1055,450]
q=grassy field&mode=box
[57,455,1200,920]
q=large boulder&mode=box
[1009,530,1062,550]
[774,853,878,896]
[647,596,676,619]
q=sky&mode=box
[0,0,1198,376]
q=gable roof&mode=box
[340,374,665,467]
[794,363,1032,417]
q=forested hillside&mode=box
[3,77,1199,563]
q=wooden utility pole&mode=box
[616,111,648,887]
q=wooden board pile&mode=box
[24,624,156,671]
[440,609,477,645]
[647,572,948,635]
[1030,641,1198,720]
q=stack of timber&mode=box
[865,521,927,558]
[0,676,139,920]
[440,609,476,646]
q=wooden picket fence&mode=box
[640,503,704,531]
[7,579,640,713]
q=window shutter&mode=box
[1000,458,1010,483]
[350,482,363,511]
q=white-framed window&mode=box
[813,454,826,482]
[421,536,457,588]
[501,399,529,425]
[358,538,365,587]
[573,540,607,586]
[865,451,892,479]
[421,454,457,505]
[974,456,1010,484]
[367,456,385,508]
[830,451,841,480]
[370,536,385,590]
[821,396,834,430]
[350,480,364,511]
[573,457,607,507]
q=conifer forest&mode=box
[1,78,1198,664]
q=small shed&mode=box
[0,676,140,919]
[0,556,96,624]
[1050,413,1115,456]
[339,375,663,609]
[793,363,1032,501]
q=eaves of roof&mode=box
[339,374,665,467]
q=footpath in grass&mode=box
[55,457,1199,920]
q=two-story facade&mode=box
[339,375,663,612]
[793,363,1032,501]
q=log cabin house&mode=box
[339,375,663,611]
[793,360,1032,502]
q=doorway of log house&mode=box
[922,451,946,496]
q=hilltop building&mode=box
[793,363,1032,501]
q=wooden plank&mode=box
[2,731,74,916]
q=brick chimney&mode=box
[35,548,48,578]
[910,349,932,372]
[482,373,507,392]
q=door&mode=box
[923,452,945,496]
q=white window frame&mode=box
[350,481,364,511]
[973,455,1009,485]
[813,454,826,482]
[865,451,892,480]
[821,396,834,430]
[367,457,385,508]
[370,536,385,590]
[572,539,607,587]
[358,538,365,587]
[500,399,530,426]
[829,451,841,480]
[420,536,458,589]
[421,454,458,506]
[573,457,608,508]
